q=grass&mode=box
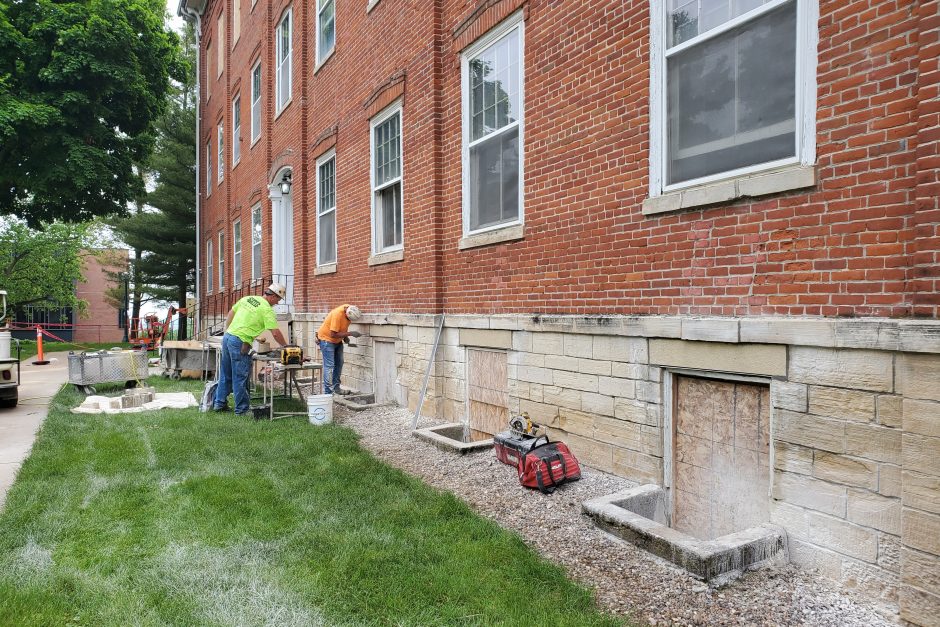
[15,341,137,361]
[0,377,627,626]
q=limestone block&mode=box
[519,399,559,424]
[833,320,900,351]
[808,387,876,423]
[611,362,649,380]
[615,398,660,427]
[508,352,544,367]
[813,453,879,490]
[896,353,940,402]
[599,376,636,399]
[740,318,836,346]
[775,409,845,454]
[577,358,612,377]
[880,464,902,498]
[840,558,899,604]
[902,470,940,516]
[542,386,582,411]
[903,398,940,438]
[488,315,521,331]
[681,318,739,343]
[902,433,940,477]
[369,325,399,339]
[879,532,902,573]
[592,335,648,363]
[611,446,663,484]
[515,365,554,385]
[788,538,843,580]
[900,586,940,627]
[846,489,901,534]
[622,316,681,339]
[807,510,879,562]
[902,508,940,556]
[789,347,893,392]
[773,472,847,517]
[402,326,418,342]
[648,366,662,383]
[649,339,786,377]
[552,370,598,393]
[636,380,661,403]
[772,381,808,412]
[581,392,615,417]
[594,416,662,456]
[544,355,579,372]
[770,501,810,538]
[531,332,564,355]
[898,322,940,354]
[845,423,901,464]
[901,546,940,597]
[512,332,532,352]
[528,382,544,403]
[563,431,614,471]
[563,334,594,359]
[876,395,903,429]
[774,442,814,475]
[556,409,595,436]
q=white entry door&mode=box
[270,185,294,312]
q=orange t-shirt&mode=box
[317,305,351,344]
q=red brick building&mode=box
[180,0,940,619]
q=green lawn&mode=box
[0,378,626,626]
[15,341,136,361]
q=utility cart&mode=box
[0,290,19,408]
[159,340,218,380]
[68,349,149,395]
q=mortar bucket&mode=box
[307,394,333,426]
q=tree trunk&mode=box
[177,281,188,341]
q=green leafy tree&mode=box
[109,24,195,339]
[0,219,92,317]
[0,0,180,226]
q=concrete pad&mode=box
[0,352,70,510]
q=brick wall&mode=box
[73,250,127,344]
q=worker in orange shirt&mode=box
[317,304,362,395]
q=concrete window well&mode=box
[585,373,785,582]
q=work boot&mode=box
[212,404,230,412]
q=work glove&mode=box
[248,349,258,357]
[349,331,362,338]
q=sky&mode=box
[166,0,184,33]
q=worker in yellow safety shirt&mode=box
[316,304,362,395]
[213,282,289,415]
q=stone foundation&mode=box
[282,312,939,618]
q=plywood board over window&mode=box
[672,375,770,541]
[466,348,508,439]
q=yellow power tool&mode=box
[280,345,303,365]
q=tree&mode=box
[0,219,92,316]
[109,24,196,339]
[0,0,180,226]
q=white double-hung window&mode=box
[275,9,292,114]
[317,150,337,266]
[232,220,242,286]
[370,103,403,254]
[218,231,226,291]
[206,240,214,293]
[461,12,524,235]
[232,95,241,165]
[217,123,224,181]
[206,143,212,195]
[251,61,262,143]
[251,204,262,279]
[316,0,335,65]
[650,0,816,194]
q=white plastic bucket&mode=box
[307,393,333,426]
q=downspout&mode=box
[179,3,202,336]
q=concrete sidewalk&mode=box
[0,352,70,510]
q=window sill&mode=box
[250,136,261,149]
[368,249,404,266]
[314,263,337,275]
[642,165,816,216]
[314,49,335,75]
[274,99,292,121]
[366,0,381,12]
[458,223,524,250]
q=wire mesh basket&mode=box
[68,350,149,386]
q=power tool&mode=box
[508,412,541,436]
[279,345,303,365]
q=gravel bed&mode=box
[336,404,897,626]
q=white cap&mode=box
[345,305,362,321]
[267,282,287,299]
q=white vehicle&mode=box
[0,290,20,408]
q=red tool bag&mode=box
[494,431,547,468]
[517,440,582,494]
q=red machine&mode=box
[130,306,184,351]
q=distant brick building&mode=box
[180,0,940,620]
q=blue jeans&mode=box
[215,333,252,414]
[320,340,344,394]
